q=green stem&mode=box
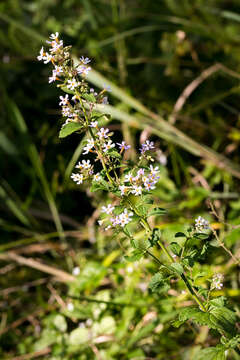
[143,217,207,312]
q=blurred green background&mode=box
[1,0,240,359]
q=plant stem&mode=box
[143,217,207,312]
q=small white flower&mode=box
[124,173,134,183]
[93,173,101,182]
[59,94,69,106]
[83,139,95,154]
[212,274,224,290]
[67,78,80,90]
[104,225,112,231]
[49,40,63,53]
[67,302,74,312]
[195,216,210,231]
[131,185,142,196]
[71,173,83,185]
[37,47,45,61]
[61,106,72,117]
[49,73,57,83]
[97,128,109,139]
[72,267,80,276]
[149,165,159,175]
[76,159,91,170]
[144,181,156,191]
[43,52,53,64]
[101,204,115,214]
[49,32,59,40]
[53,65,63,76]
[119,185,128,196]
[77,65,91,76]
[118,209,133,227]
[103,140,115,152]
[89,121,98,128]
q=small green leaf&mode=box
[148,207,167,216]
[194,233,210,240]
[175,232,186,238]
[59,122,83,138]
[82,93,96,102]
[107,149,122,159]
[170,242,182,256]
[149,228,161,246]
[170,262,184,275]
[53,314,67,333]
[68,327,90,345]
[149,272,170,294]
[124,249,144,262]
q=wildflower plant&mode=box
[38,33,240,357]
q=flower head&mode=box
[103,140,115,153]
[101,204,115,214]
[76,159,91,170]
[59,94,69,106]
[212,274,224,290]
[71,173,83,185]
[97,128,109,139]
[195,216,210,232]
[140,140,155,154]
[80,56,91,64]
[83,139,95,155]
[67,78,80,90]
[117,141,131,152]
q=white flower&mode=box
[37,47,45,61]
[212,274,224,290]
[83,139,95,154]
[118,209,133,227]
[101,204,115,214]
[49,73,57,83]
[124,173,134,183]
[43,52,53,64]
[77,65,91,76]
[67,302,74,312]
[76,159,91,170]
[89,121,98,128]
[110,216,120,227]
[72,267,80,276]
[61,106,72,117]
[67,78,80,90]
[149,165,159,175]
[49,32,59,40]
[195,216,210,231]
[53,65,63,76]
[93,173,101,182]
[97,128,109,139]
[71,173,83,185]
[119,185,128,196]
[59,94,69,106]
[103,140,115,152]
[50,40,63,52]
[131,185,142,196]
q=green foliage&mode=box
[59,122,84,138]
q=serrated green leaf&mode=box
[82,93,96,102]
[170,262,184,275]
[178,306,210,327]
[148,207,167,216]
[209,307,237,336]
[149,228,161,246]
[124,249,144,262]
[170,242,182,256]
[196,345,226,360]
[59,122,83,138]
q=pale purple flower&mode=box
[101,204,115,214]
[117,141,131,152]
[80,56,91,64]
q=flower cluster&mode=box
[194,216,210,232]
[212,273,224,290]
[120,165,160,196]
[100,205,133,229]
